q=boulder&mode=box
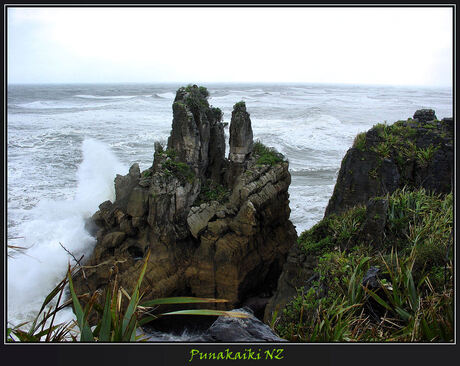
[413,109,436,123]
[191,308,286,342]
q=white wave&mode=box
[154,92,175,99]
[252,114,362,154]
[7,138,126,328]
[16,101,83,109]
[74,94,137,100]
[16,99,120,110]
[289,183,335,234]
[290,166,338,174]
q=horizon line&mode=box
[6,80,453,89]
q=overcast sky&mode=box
[7,7,453,87]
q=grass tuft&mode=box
[253,140,285,166]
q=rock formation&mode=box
[264,109,454,322]
[74,85,297,319]
[226,102,254,187]
[325,109,453,216]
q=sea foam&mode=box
[7,139,126,327]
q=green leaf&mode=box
[36,278,66,319]
[407,270,419,311]
[395,306,411,322]
[138,315,158,327]
[122,314,138,341]
[420,317,435,341]
[159,309,249,318]
[141,297,228,307]
[98,287,113,341]
[122,250,150,337]
[12,330,38,342]
[33,324,63,340]
[68,270,94,341]
[28,277,66,336]
[365,288,392,311]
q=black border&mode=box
[2,4,458,366]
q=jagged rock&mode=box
[74,86,296,321]
[362,266,380,289]
[190,308,286,342]
[207,107,226,184]
[325,109,453,216]
[227,102,253,187]
[441,117,453,135]
[413,109,437,123]
[266,109,453,324]
[167,86,210,177]
[186,161,295,305]
[229,102,253,163]
[264,244,317,323]
[114,163,140,203]
[187,202,219,239]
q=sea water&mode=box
[6,82,453,333]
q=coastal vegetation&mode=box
[161,149,195,184]
[274,109,453,342]
[8,81,452,344]
[7,250,248,342]
[253,140,286,166]
[194,179,230,205]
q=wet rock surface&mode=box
[190,308,287,342]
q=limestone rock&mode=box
[227,102,254,187]
[229,101,253,163]
[114,163,140,203]
[206,107,226,184]
[167,85,211,177]
[73,86,296,322]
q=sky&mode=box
[7,7,453,87]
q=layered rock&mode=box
[227,102,254,187]
[264,109,454,322]
[74,86,296,317]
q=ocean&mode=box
[6,82,453,335]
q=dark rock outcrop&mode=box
[74,86,296,319]
[265,109,453,323]
[264,245,318,322]
[325,110,453,217]
[362,266,380,289]
[226,101,254,187]
[357,198,389,248]
[413,108,437,123]
[190,308,286,342]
